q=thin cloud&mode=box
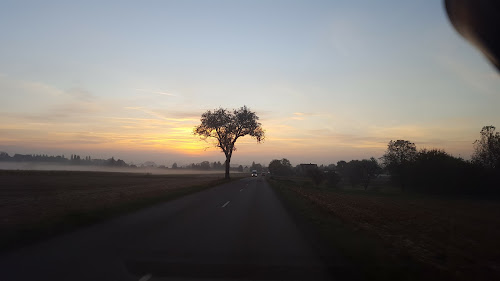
[124,107,198,122]
[66,87,95,101]
[124,107,168,120]
[291,112,305,120]
[154,91,177,97]
[135,88,178,97]
[152,109,200,120]
[290,112,332,120]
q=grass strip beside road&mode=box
[1,171,243,252]
[268,177,444,281]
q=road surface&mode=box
[0,177,352,280]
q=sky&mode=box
[1,0,499,167]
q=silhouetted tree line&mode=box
[381,126,500,195]
[0,153,68,163]
[299,160,381,189]
[267,157,378,189]
[172,160,246,172]
[268,126,500,196]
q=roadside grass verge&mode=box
[268,177,458,281]
[1,172,243,252]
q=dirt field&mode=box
[0,170,229,248]
[273,178,500,280]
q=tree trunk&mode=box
[225,156,231,179]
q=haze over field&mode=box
[1,1,499,166]
[0,162,230,175]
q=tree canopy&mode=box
[268,158,293,176]
[194,106,264,179]
[381,140,417,190]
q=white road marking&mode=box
[222,201,230,208]
[139,273,152,281]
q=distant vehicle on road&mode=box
[251,170,258,177]
[261,172,266,176]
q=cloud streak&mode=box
[135,88,178,97]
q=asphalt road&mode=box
[0,177,351,281]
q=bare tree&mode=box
[194,106,264,179]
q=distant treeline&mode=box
[172,161,248,172]
[0,152,129,167]
[0,152,250,172]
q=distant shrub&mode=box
[325,171,341,188]
[408,149,464,194]
[307,167,325,186]
[335,158,381,190]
